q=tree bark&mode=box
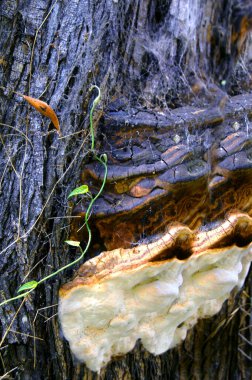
[0,0,252,379]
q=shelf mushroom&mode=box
[59,97,252,371]
[59,212,252,372]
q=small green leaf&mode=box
[68,185,89,199]
[65,240,80,247]
[18,281,38,293]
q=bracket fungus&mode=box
[59,94,252,372]
[59,214,252,372]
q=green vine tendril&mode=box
[0,85,107,308]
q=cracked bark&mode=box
[0,0,252,379]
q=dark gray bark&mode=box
[0,0,251,379]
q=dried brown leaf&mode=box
[22,95,61,135]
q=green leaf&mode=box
[65,240,80,247]
[68,185,89,199]
[17,281,38,293]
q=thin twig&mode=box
[0,298,27,348]
[58,129,87,139]
[47,215,81,219]
[28,0,59,95]
[0,136,89,257]
[23,255,47,281]
[44,312,58,323]
[17,0,59,238]
[0,366,18,379]
[33,304,58,368]
[0,122,33,147]
[9,329,43,341]
[0,135,20,178]
[238,347,252,361]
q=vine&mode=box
[0,85,107,307]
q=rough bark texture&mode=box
[0,0,252,379]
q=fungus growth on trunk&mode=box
[59,213,252,372]
[59,94,252,372]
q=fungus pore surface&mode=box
[59,213,252,372]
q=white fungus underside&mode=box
[59,245,252,372]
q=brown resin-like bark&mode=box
[0,0,252,379]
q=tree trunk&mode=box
[0,0,252,379]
